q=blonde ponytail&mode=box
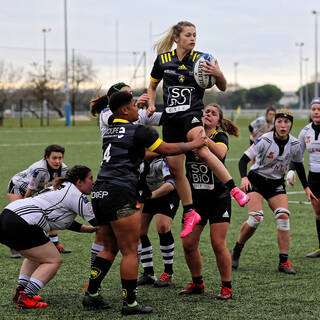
[154,21,195,54]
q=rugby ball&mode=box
[193,53,216,89]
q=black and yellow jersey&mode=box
[97,119,162,190]
[150,49,206,119]
[185,130,229,198]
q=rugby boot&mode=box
[56,243,72,254]
[17,291,47,309]
[121,301,152,315]
[10,249,21,259]
[278,260,296,274]
[216,285,232,300]
[154,272,172,287]
[82,290,110,310]
[230,187,249,207]
[180,210,201,238]
[306,248,320,258]
[179,282,204,295]
[231,250,240,270]
[13,286,42,303]
[137,272,156,286]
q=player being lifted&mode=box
[231,109,317,274]
[147,21,248,238]
[7,144,71,258]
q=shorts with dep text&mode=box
[91,181,139,225]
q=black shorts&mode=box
[308,171,320,198]
[142,191,180,219]
[91,181,139,225]
[0,209,49,250]
[182,195,231,225]
[162,114,203,143]
[7,180,27,196]
[247,171,286,200]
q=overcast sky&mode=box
[0,0,319,92]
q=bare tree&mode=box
[27,62,64,117]
[71,55,96,116]
[0,61,23,125]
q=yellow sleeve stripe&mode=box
[164,53,168,63]
[150,76,161,83]
[190,49,194,56]
[161,55,165,64]
[171,50,175,56]
[148,138,163,152]
[216,142,228,150]
[168,53,171,61]
[193,53,200,62]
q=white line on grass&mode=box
[0,141,100,147]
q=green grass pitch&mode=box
[0,118,319,319]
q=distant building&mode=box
[279,92,298,107]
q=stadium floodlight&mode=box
[312,10,319,97]
[295,42,304,109]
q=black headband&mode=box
[275,113,293,122]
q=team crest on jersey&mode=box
[178,75,185,83]
[32,170,40,178]
[306,136,311,143]
[254,138,261,145]
[267,152,274,159]
[81,195,89,203]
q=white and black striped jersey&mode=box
[298,123,320,173]
[10,159,67,194]
[244,131,303,179]
[5,182,94,232]
[145,157,173,192]
[99,107,162,138]
[249,116,274,141]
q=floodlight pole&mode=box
[64,0,71,126]
[296,42,304,109]
[312,10,319,97]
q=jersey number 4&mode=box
[103,144,112,162]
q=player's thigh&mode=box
[111,211,140,255]
[267,194,289,211]
[247,191,264,211]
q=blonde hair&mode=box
[205,103,240,137]
[154,21,195,54]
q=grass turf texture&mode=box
[0,118,319,319]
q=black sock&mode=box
[222,281,232,289]
[121,279,137,304]
[159,231,174,275]
[183,204,193,214]
[192,276,203,284]
[87,256,112,294]
[140,234,154,275]
[279,253,288,264]
[233,242,244,256]
[225,179,236,191]
[316,219,320,248]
